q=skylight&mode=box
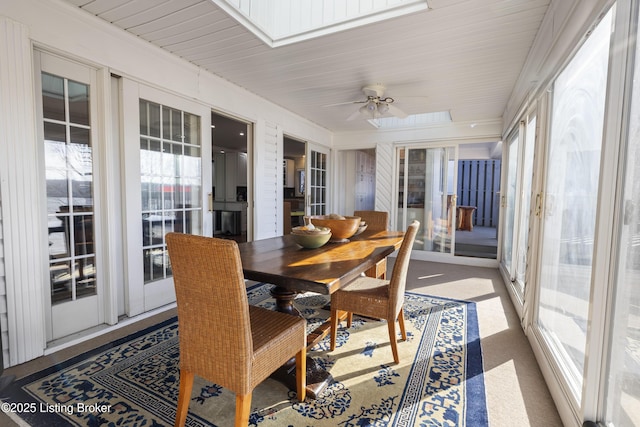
[368,111,452,129]
[211,0,430,47]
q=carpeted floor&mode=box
[1,282,487,427]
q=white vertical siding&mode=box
[253,120,282,240]
[0,17,47,365]
[375,143,395,216]
[0,198,7,367]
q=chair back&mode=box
[166,232,253,392]
[354,210,389,231]
[388,221,419,316]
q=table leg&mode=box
[269,286,334,399]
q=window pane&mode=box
[515,117,536,286]
[604,4,640,424]
[140,99,202,284]
[42,72,96,304]
[41,73,65,121]
[68,80,89,125]
[536,9,612,398]
[502,135,519,273]
[183,113,199,145]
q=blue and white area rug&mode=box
[1,283,487,426]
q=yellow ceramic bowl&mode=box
[308,215,361,241]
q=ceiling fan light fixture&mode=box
[377,102,389,115]
[359,100,377,118]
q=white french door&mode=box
[123,82,210,315]
[532,7,612,408]
[501,132,519,275]
[501,112,537,299]
[306,143,329,215]
[36,51,103,340]
[396,146,458,256]
[602,2,640,424]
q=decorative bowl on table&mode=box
[291,225,332,248]
[353,221,368,236]
[308,214,361,242]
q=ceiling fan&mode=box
[325,84,409,120]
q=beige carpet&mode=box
[398,259,563,426]
[0,260,562,426]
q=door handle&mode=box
[535,192,544,217]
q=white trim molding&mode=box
[0,17,47,365]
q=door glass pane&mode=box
[68,80,90,126]
[536,9,612,399]
[43,73,97,304]
[397,147,455,253]
[604,4,640,423]
[41,73,65,121]
[140,100,202,284]
[309,149,327,216]
[502,133,519,274]
[515,116,537,287]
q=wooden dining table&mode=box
[237,228,405,398]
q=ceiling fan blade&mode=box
[346,109,363,121]
[322,100,365,107]
[387,103,409,119]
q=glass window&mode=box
[515,116,536,286]
[502,132,519,274]
[43,73,97,304]
[536,9,613,399]
[603,4,640,424]
[309,149,327,216]
[396,147,456,254]
[139,100,202,284]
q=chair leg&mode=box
[398,307,407,341]
[235,393,252,427]
[330,307,339,351]
[387,319,400,364]
[174,369,194,427]
[346,312,353,328]
[296,346,307,402]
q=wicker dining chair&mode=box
[329,220,419,364]
[354,210,390,279]
[354,210,389,232]
[166,233,307,427]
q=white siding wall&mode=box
[0,196,6,367]
[375,143,395,214]
[0,16,47,365]
[254,121,282,240]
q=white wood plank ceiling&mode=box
[62,0,551,132]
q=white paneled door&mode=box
[603,2,640,423]
[36,51,103,340]
[123,83,210,315]
[396,146,458,256]
[534,8,612,405]
[307,143,329,215]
